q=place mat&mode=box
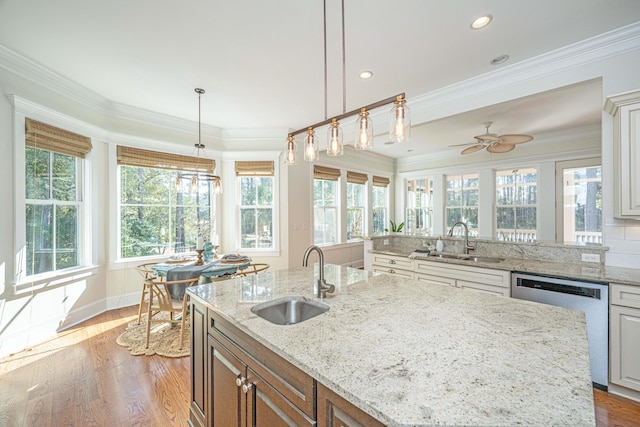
[116,313,190,358]
[219,254,250,264]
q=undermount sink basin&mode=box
[429,253,463,259]
[251,296,329,325]
[464,256,505,263]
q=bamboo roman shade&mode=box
[347,171,368,185]
[25,118,92,158]
[235,161,274,176]
[313,165,341,181]
[117,146,215,173]
[372,175,390,187]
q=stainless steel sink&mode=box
[464,256,504,263]
[429,253,464,259]
[251,296,329,325]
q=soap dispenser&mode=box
[436,236,444,252]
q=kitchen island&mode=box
[187,264,595,426]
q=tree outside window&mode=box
[495,168,537,242]
[372,185,387,234]
[25,147,80,275]
[347,182,365,240]
[314,179,338,244]
[406,178,432,234]
[120,165,212,258]
[561,165,602,244]
[445,174,479,236]
[239,176,274,249]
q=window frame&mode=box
[237,174,276,251]
[346,181,366,241]
[494,168,538,242]
[371,183,388,235]
[313,177,339,245]
[406,178,433,235]
[445,173,479,236]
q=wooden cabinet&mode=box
[605,89,640,219]
[610,283,640,393]
[317,383,385,427]
[204,310,316,427]
[189,301,208,427]
[371,253,415,279]
[414,259,510,296]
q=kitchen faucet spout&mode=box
[447,221,475,254]
[302,245,336,298]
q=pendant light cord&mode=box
[323,0,327,121]
[341,0,346,114]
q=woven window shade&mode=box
[235,161,274,176]
[25,118,92,158]
[314,165,341,181]
[372,176,390,187]
[117,146,215,173]
[347,171,368,185]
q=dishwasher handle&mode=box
[516,278,601,299]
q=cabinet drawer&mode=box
[611,283,640,309]
[415,273,455,287]
[372,266,414,279]
[415,260,510,289]
[371,254,413,270]
[457,280,510,296]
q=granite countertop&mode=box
[188,264,595,427]
[371,248,640,286]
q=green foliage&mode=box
[390,220,404,233]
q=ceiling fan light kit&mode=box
[452,121,533,155]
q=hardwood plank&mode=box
[2,305,640,426]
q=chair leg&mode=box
[137,285,149,325]
[145,289,153,349]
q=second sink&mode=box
[251,296,329,325]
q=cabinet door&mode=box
[317,383,384,427]
[209,335,247,427]
[414,273,455,287]
[457,280,510,296]
[190,302,207,427]
[372,266,415,279]
[610,305,640,392]
[246,368,315,427]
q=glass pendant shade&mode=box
[327,118,343,156]
[304,127,319,162]
[389,95,411,143]
[214,177,222,194]
[354,108,373,150]
[285,134,296,165]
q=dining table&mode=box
[152,257,251,300]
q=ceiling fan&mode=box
[450,122,533,154]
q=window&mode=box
[118,146,215,259]
[24,119,92,276]
[406,178,432,234]
[346,171,367,240]
[557,160,602,244]
[372,176,389,234]
[237,161,275,249]
[445,173,479,236]
[313,165,340,245]
[495,168,537,242]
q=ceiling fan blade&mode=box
[449,142,479,147]
[461,145,485,155]
[473,134,501,142]
[498,134,533,144]
[487,143,515,153]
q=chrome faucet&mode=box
[447,221,475,254]
[302,245,336,298]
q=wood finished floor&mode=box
[1,305,639,426]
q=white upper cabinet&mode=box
[605,90,640,219]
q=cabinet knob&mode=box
[242,383,253,394]
[388,269,396,274]
[235,377,245,387]
[389,259,396,264]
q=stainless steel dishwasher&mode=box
[511,272,609,389]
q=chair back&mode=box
[136,262,157,280]
[237,263,269,277]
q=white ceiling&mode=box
[1,0,639,159]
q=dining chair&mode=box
[135,262,160,325]
[144,276,200,350]
[236,263,269,277]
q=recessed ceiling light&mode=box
[471,14,492,29]
[491,54,509,65]
[359,70,373,79]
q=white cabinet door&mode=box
[610,305,640,392]
[605,90,640,218]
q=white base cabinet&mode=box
[414,259,511,296]
[371,253,415,279]
[610,283,640,393]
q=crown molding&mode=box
[407,22,640,123]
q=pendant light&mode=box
[354,107,373,149]
[285,134,296,165]
[327,118,343,156]
[304,127,319,161]
[390,95,411,143]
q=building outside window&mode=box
[313,165,340,245]
[24,119,91,276]
[495,168,537,242]
[406,178,432,234]
[560,163,602,244]
[118,146,214,259]
[372,175,390,234]
[237,161,275,249]
[346,171,367,240]
[445,173,479,236]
